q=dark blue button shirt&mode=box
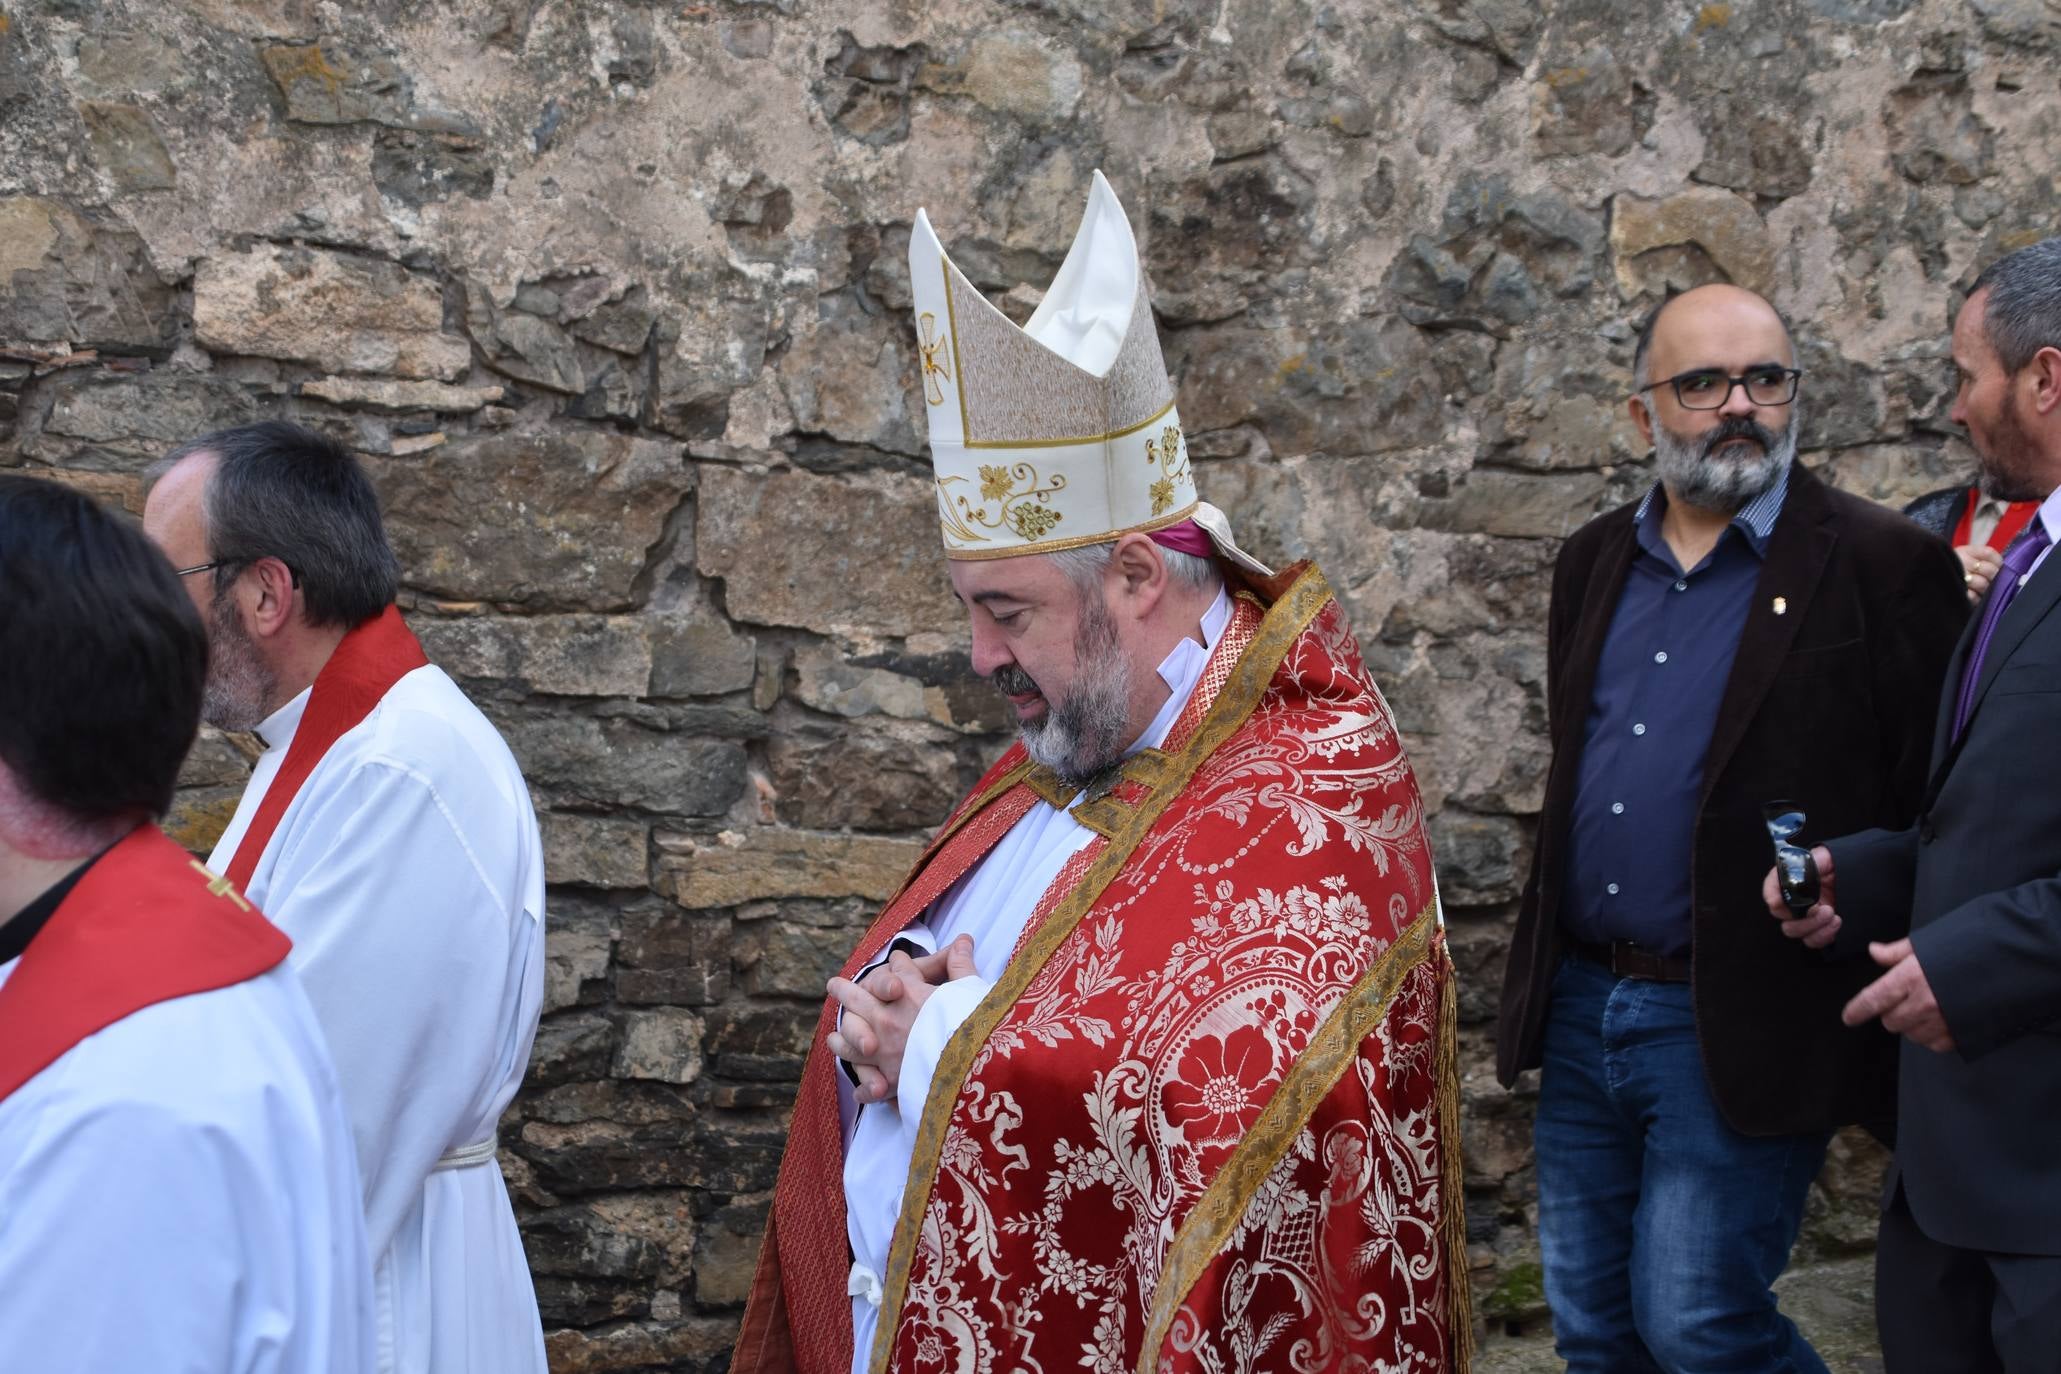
[1560,468,1791,958]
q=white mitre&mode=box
[908,170,1269,573]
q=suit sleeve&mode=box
[1912,874,2061,1059]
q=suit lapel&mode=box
[1698,467,1837,799]
[1928,545,2061,795]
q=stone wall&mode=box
[4,0,2056,1367]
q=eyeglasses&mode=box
[172,557,299,588]
[1638,367,1802,410]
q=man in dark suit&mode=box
[1496,283,1967,1372]
[1768,236,2061,1371]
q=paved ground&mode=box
[1475,1255,1883,1373]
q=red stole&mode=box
[0,826,289,1104]
[1952,487,2039,552]
[223,605,428,892]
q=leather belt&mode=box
[1572,939,1691,983]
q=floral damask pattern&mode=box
[881,593,1454,1374]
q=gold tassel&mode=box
[1434,932,1476,1372]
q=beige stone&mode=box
[77,102,176,191]
[542,813,650,890]
[1610,187,1775,298]
[300,376,504,412]
[613,1009,706,1084]
[655,828,921,909]
[416,614,653,696]
[695,466,962,639]
[193,244,471,380]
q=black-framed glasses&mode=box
[1638,366,1802,410]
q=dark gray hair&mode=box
[1970,236,2061,374]
[1047,539,1221,598]
[159,421,399,628]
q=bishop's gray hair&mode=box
[1970,236,2061,374]
[1046,540,1221,598]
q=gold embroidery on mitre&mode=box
[188,859,252,911]
[937,463,1068,547]
[917,312,953,407]
[1144,422,1188,517]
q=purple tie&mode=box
[1951,520,2053,742]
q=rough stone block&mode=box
[300,376,503,412]
[765,731,961,832]
[77,102,176,191]
[647,613,756,698]
[617,906,730,1007]
[499,713,748,817]
[418,615,652,697]
[0,197,177,352]
[542,813,650,890]
[541,898,618,1014]
[696,465,962,639]
[193,244,470,380]
[1610,187,1774,299]
[369,431,690,610]
[613,1009,707,1085]
[655,828,921,908]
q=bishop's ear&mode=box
[2027,344,2061,418]
[1108,532,1170,608]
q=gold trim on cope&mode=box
[1134,904,1442,1374]
[867,566,1340,1374]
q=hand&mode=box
[1763,845,1841,949]
[825,936,978,1104]
[1843,939,1955,1053]
[1958,544,2000,605]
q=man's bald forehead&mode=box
[1634,283,1794,384]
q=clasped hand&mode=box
[826,935,977,1105]
[1762,850,1955,1053]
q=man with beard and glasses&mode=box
[1766,237,2061,1372]
[1495,283,1967,1373]
[140,422,549,1374]
[736,172,1468,1374]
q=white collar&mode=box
[2035,485,2061,548]
[1130,584,1233,757]
[255,686,313,752]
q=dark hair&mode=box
[0,476,207,821]
[1631,287,1796,391]
[164,421,399,628]
[1970,236,2061,374]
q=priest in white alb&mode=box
[143,422,548,1374]
[0,475,372,1372]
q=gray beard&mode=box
[990,596,1134,789]
[202,592,278,732]
[1654,412,1798,512]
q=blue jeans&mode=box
[1535,956,1832,1374]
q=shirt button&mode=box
[1654,651,1669,664]
[1633,723,1647,736]
[1612,802,1625,815]
[1607,883,1621,895]
[1674,580,1688,592]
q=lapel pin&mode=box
[1772,597,1788,616]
